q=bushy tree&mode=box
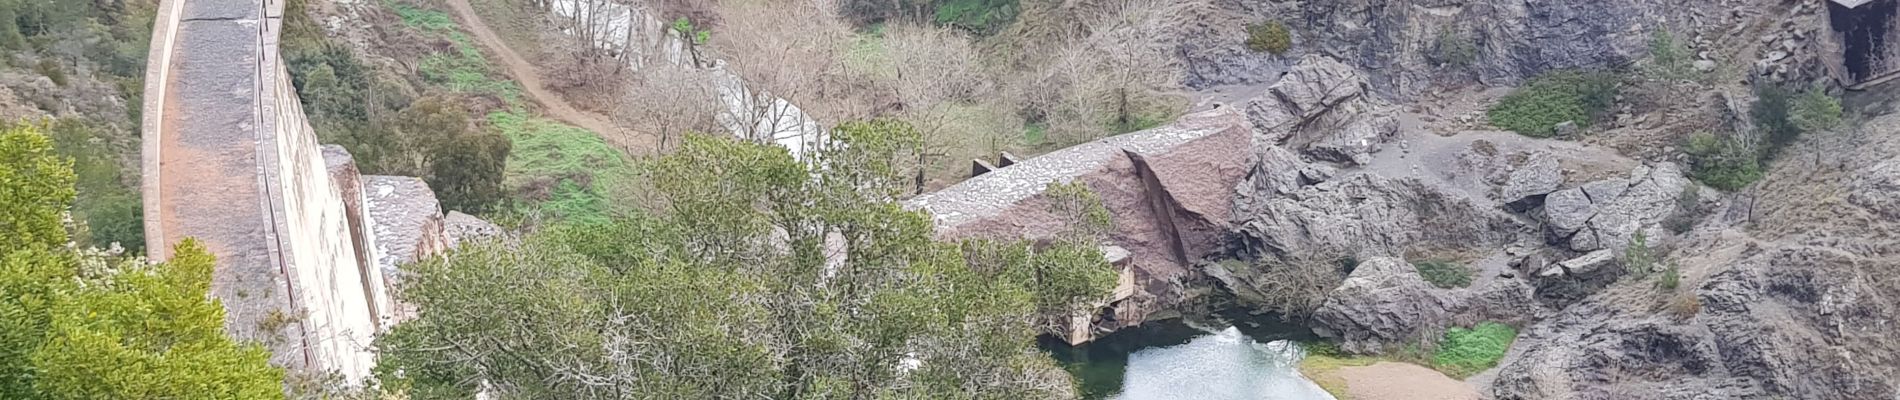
[377,120,1105,399]
[1487,70,1621,138]
[1247,21,1292,54]
[0,126,283,399]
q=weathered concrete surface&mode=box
[142,0,388,382]
[363,175,449,317]
[906,107,1255,341]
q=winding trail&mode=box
[443,0,654,153]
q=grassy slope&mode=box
[389,0,628,222]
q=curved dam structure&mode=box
[140,0,440,382]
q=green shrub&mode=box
[1683,132,1762,190]
[933,0,1019,33]
[1621,231,1656,278]
[1752,85,1802,155]
[34,58,65,86]
[1646,28,1691,79]
[1433,29,1478,68]
[1247,21,1292,54]
[1412,260,1473,289]
[1431,322,1516,378]
[1663,184,1702,234]
[671,17,712,45]
[1790,85,1842,133]
[1658,263,1681,290]
[1487,70,1620,138]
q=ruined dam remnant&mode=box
[906,107,1255,344]
[140,0,458,381]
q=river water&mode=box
[1042,315,1336,400]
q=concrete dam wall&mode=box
[140,0,457,382]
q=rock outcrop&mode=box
[1541,163,1689,252]
[1245,55,1400,166]
[1230,56,1520,259]
[1490,113,1900,400]
[1450,141,1564,204]
[1235,172,1524,259]
[1171,0,1720,97]
[1311,257,1450,353]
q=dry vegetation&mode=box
[512,0,1187,191]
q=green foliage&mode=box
[1023,123,1048,146]
[390,1,456,31]
[17,120,141,253]
[378,126,1098,399]
[1658,263,1681,290]
[288,0,519,205]
[1412,259,1472,289]
[286,0,402,171]
[0,125,284,398]
[418,33,522,101]
[33,58,64,87]
[1247,21,1292,54]
[1045,181,1114,238]
[1487,70,1621,137]
[1111,110,1171,135]
[1431,322,1516,378]
[1753,85,1799,152]
[934,0,1020,33]
[23,242,286,399]
[1683,132,1762,190]
[1664,184,1703,234]
[671,17,712,45]
[1621,231,1656,278]
[0,126,74,253]
[376,96,513,213]
[1790,85,1843,134]
[1433,29,1478,68]
[1687,83,1839,191]
[1646,28,1692,79]
[492,111,635,222]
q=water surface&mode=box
[1043,314,1335,400]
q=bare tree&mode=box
[613,64,722,151]
[881,23,1000,190]
[708,0,859,145]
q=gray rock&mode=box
[1311,257,1449,353]
[1172,0,1706,97]
[444,211,506,247]
[1238,55,1399,166]
[1454,143,1565,203]
[1541,164,1688,251]
[1305,113,1400,165]
[1553,121,1579,137]
[1694,59,1718,72]
[1235,173,1525,260]
[1556,249,1616,276]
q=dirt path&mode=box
[443,0,653,153]
[1333,362,1480,400]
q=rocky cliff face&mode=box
[1169,0,1734,97]
[1485,110,1900,400]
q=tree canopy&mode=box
[376,120,1117,399]
[0,126,284,399]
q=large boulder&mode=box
[1541,163,1689,251]
[1244,55,1399,166]
[1450,140,1564,204]
[1311,257,1450,353]
[1234,171,1525,260]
